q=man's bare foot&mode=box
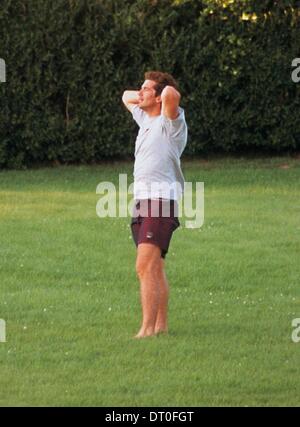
[154,323,168,335]
[154,328,168,336]
[134,327,156,339]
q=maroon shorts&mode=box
[131,199,180,258]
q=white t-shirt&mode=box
[132,105,187,201]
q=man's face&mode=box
[138,80,161,110]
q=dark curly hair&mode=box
[144,71,179,96]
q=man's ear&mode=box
[155,95,162,104]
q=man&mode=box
[122,71,187,338]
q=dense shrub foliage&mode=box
[0,0,299,167]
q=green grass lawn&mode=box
[0,156,299,406]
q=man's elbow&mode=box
[122,91,128,103]
[161,86,181,102]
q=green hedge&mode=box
[0,0,299,168]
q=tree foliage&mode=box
[0,0,299,168]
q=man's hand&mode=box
[122,90,140,112]
[161,85,181,120]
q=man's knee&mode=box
[136,243,161,279]
[135,259,149,279]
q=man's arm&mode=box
[122,90,140,113]
[161,85,181,120]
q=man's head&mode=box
[138,71,178,114]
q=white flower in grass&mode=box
[108,307,112,311]
[23,326,27,330]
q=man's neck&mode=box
[143,105,161,117]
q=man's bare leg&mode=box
[154,258,169,335]
[135,243,162,338]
